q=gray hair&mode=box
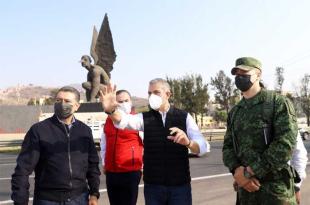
[56,86,80,102]
[149,78,171,92]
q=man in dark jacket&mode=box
[11,86,101,205]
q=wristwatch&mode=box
[90,192,100,199]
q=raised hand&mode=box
[99,83,118,113]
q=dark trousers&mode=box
[106,171,142,205]
[144,183,192,205]
[33,192,88,205]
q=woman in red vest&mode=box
[100,90,143,205]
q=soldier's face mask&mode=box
[235,74,254,92]
[54,102,74,119]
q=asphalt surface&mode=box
[0,141,310,204]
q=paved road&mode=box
[1,141,310,204]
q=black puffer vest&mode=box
[142,107,190,186]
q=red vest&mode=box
[104,116,143,172]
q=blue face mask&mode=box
[235,75,253,92]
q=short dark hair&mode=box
[56,86,80,102]
[116,90,131,98]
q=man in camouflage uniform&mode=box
[222,57,298,204]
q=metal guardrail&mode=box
[0,130,226,148]
[0,140,23,147]
[203,131,225,141]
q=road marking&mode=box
[0,173,231,204]
[192,173,231,181]
[0,175,34,181]
[1,163,309,204]
[0,157,16,160]
[0,163,16,166]
[0,200,18,204]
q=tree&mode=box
[193,75,209,125]
[179,75,195,115]
[167,74,209,125]
[285,93,303,117]
[210,70,238,115]
[167,77,182,108]
[43,89,59,105]
[27,98,39,105]
[275,67,284,93]
[50,88,59,99]
[297,74,310,126]
[213,110,227,125]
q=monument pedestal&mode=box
[76,103,106,144]
[77,102,104,113]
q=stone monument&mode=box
[81,13,116,102]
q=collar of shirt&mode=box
[239,89,266,108]
[158,105,170,125]
[57,116,76,130]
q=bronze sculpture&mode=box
[81,14,116,102]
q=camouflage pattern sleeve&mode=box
[222,109,240,173]
[249,96,298,179]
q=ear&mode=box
[74,102,80,112]
[257,72,262,80]
[166,91,172,98]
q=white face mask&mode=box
[148,94,163,110]
[118,102,132,114]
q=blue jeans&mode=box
[144,183,192,205]
[33,192,89,205]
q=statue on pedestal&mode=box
[81,14,116,102]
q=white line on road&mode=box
[97,173,231,192]
[0,172,231,204]
[192,173,231,181]
[0,163,16,166]
[0,176,34,181]
[1,163,309,204]
[0,199,17,205]
[0,157,16,160]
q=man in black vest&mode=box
[100,78,209,205]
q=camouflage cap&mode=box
[231,57,262,75]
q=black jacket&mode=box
[11,115,100,204]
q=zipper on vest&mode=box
[131,146,135,166]
[112,129,119,171]
[63,124,73,189]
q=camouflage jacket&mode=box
[222,89,297,179]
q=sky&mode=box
[1,0,310,98]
